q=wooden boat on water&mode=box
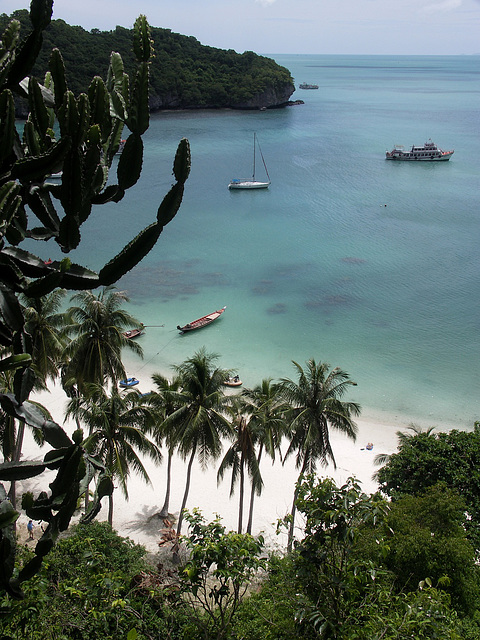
[123,324,145,339]
[224,376,242,387]
[119,377,139,388]
[177,306,226,333]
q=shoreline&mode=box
[19,373,473,555]
[120,349,475,435]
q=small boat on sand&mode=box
[123,325,144,339]
[177,306,226,333]
[224,376,242,387]
[119,377,139,388]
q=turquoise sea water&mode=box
[64,55,479,431]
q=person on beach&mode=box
[27,520,34,539]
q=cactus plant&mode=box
[0,0,190,598]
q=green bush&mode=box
[1,522,172,639]
[233,555,307,639]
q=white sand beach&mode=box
[13,379,413,554]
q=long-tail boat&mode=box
[177,306,226,333]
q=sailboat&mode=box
[228,133,270,189]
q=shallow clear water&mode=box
[61,54,479,430]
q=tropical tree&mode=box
[2,291,68,508]
[179,509,266,640]
[65,384,161,525]
[21,290,69,386]
[240,378,287,534]
[217,396,261,533]
[163,348,232,537]
[290,475,461,640]
[149,372,182,519]
[373,423,436,468]
[279,359,360,551]
[385,483,480,615]
[62,286,143,393]
[375,421,480,547]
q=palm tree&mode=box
[240,379,287,534]
[373,424,436,473]
[62,286,143,393]
[279,359,360,551]
[164,348,232,537]
[65,384,161,526]
[21,290,69,386]
[217,396,261,533]
[149,372,182,519]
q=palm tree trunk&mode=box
[246,443,263,535]
[287,489,298,553]
[7,421,25,514]
[287,456,309,552]
[176,446,196,537]
[159,449,173,518]
[108,493,114,527]
[238,452,245,534]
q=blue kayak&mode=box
[119,377,139,388]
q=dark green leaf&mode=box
[98,222,161,285]
[49,48,67,111]
[173,138,191,183]
[156,183,184,226]
[0,284,24,332]
[0,460,46,481]
[116,134,143,189]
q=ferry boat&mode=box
[299,82,319,90]
[386,140,454,161]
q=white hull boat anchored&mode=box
[228,179,270,189]
[386,139,454,161]
[229,133,270,189]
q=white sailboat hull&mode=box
[228,133,270,190]
[228,180,270,189]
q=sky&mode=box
[2,0,480,55]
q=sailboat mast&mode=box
[252,132,256,181]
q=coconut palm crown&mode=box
[62,286,143,391]
[281,359,360,473]
[65,384,161,525]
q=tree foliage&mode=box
[0,9,295,111]
[179,509,265,640]
[0,522,177,639]
[288,475,463,639]
[375,423,480,545]
[385,483,480,615]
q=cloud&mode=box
[420,0,463,14]
[255,0,277,6]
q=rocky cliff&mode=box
[148,81,295,111]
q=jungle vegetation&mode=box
[0,9,295,111]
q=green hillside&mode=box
[1,10,295,110]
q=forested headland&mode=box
[0,9,295,113]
